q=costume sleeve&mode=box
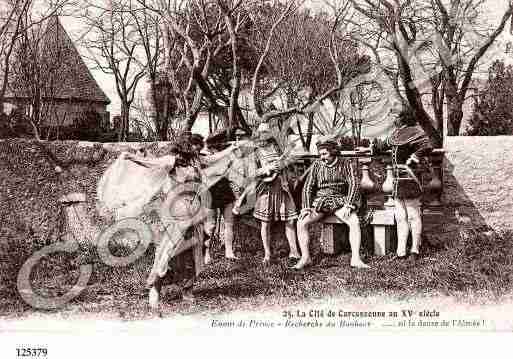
[302,161,318,210]
[344,158,361,209]
[253,149,271,178]
[408,135,433,164]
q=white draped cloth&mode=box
[97,152,175,220]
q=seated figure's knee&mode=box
[204,223,215,236]
[297,218,310,231]
[394,209,408,224]
[346,213,360,228]
[408,213,422,226]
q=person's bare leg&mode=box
[335,210,369,268]
[181,278,195,303]
[294,211,324,269]
[149,277,162,310]
[406,199,422,254]
[285,220,300,259]
[223,203,238,259]
[394,199,409,257]
[203,209,217,264]
[261,221,272,262]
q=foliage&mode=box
[467,60,513,136]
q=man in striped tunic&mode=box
[294,139,369,270]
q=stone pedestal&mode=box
[59,192,99,246]
[370,209,396,256]
[319,216,349,255]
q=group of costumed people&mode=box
[97,108,432,309]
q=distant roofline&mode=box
[2,95,111,105]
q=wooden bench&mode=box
[319,208,397,256]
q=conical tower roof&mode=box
[6,16,110,104]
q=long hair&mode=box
[170,136,196,166]
[395,110,417,127]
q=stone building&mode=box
[2,16,110,128]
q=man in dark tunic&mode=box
[372,109,433,260]
[295,138,369,270]
[202,131,238,261]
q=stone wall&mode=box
[443,136,513,231]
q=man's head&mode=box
[316,138,339,164]
[393,109,416,128]
[255,122,274,143]
[190,134,204,154]
[170,137,195,166]
[206,131,229,153]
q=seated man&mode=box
[295,138,369,270]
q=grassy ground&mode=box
[2,210,513,320]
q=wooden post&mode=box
[59,192,99,247]
[319,216,349,255]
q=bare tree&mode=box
[350,0,513,144]
[130,3,167,139]
[139,0,227,133]
[137,0,368,142]
[81,0,149,141]
[0,0,72,115]
[430,0,513,136]
[8,14,70,139]
[247,0,370,151]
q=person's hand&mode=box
[299,208,312,220]
[338,205,352,219]
[355,146,371,154]
[262,162,278,175]
[269,161,279,171]
[406,154,419,168]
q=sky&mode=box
[56,0,513,136]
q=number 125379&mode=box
[16,348,48,357]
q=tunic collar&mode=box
[325,157,339,168]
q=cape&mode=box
[97,153,175,220]
[388,125,426,146]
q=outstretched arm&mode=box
[124,152,176,171]
[407,136,433,166]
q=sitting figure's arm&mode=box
[406,136,433,168]
[344,158,361,211]
[300,161,318,218]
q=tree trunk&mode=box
[305,112,314,151]
[296,117,307,150]
[446,94,464,136]
[119,104,130,142]
[397,55,443,147]
[185,112,198,132]
[447,107,464,136]
[158,120,169,141]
